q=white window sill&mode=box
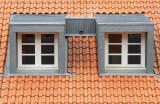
[9,67,67,76]
[4,68,74,76]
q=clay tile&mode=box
[96,12,100,14]
[64,12,67,14]
[51,12,55,14]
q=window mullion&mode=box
[35,33,41,66]
[54,33,58,67]
[122,33,128,66]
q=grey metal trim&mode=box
[146,30,154,73]
[106,68,146,73]
[96,14,153,25]
[58,32,67,74]
[10,32,17,74]
[8,72,74,77]
[4,33,11,76]
[65,19,96,34]
[66,17,95,19]
[10,25,65,32]
[66,34,96,36]
[99,73,156,76]
[4,31,17,76]
[10,14,65,32]
[10,14,65,25]
[97,25,152,32]
[97,32,105,74]
[65,36,68,73]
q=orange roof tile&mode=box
[0,0,159,73]
[0,0,159,103]
[0,37,158,103]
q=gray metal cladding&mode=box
[10,14,65,25]
[65,19,96,34]
[96,14,153,25]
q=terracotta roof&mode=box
[0,36,160,103]
[0,76,160,103]
[0,0,160,103]
[0,0,160,73]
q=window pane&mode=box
[22,34,35,43]
[41,34,54,43]
[109,55,121,64]
[22,45,35,54]
[22,56,35,64]
[109,45,121,53]
[128,34,141,43]
[109,34,122,43]
[128,45,141,53]
[41,45,54,54]
[128,55,141,64]
[42,56,54,64]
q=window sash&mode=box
[17,32,58,69]
[105,32,145,68]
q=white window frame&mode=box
[105,32,145,70]
[17,32,58,70]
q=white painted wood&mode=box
[141,33,145,68]
[105,33,108,66]
[105,33,122,66]
[105,32,145,70]
[123,32,128,66]
[17,32,58,70]
[17,33,22,68]
[36,33,40,67]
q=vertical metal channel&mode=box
[65,18,96,34]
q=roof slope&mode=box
[0,0,160,103]
[0,37,160,103]
[0,0,159,73]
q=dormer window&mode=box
[5,14,67,76]
[96,14,154,75]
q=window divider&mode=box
[36,33,41,66]
[105,32,145,69]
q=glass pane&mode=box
[22,56,35,64]
[22,45,35,54]
[42,56,54,64]
[22,34,35,43]
[128,55,141,64]
[41,45,54,54]
[41,34,54,43]
[128,45,141,53]
[109,45,121,53]
[109,55,121,64]
[128,34,141,43]
[109,34,122,43]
